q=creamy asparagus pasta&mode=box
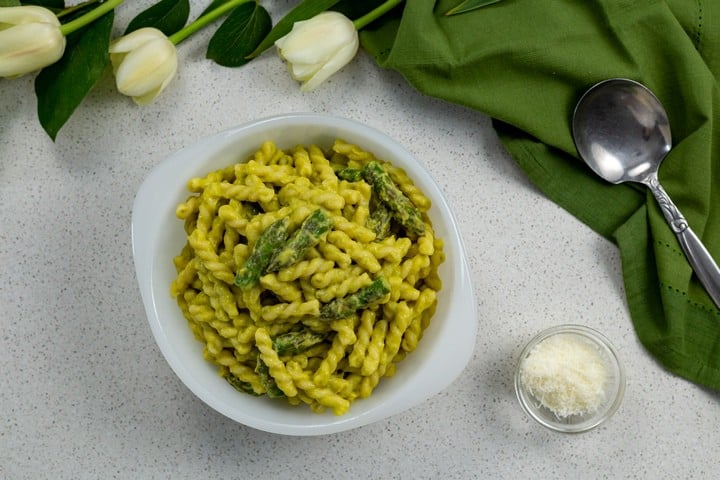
[170,139,444,415]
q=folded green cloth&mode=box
[360,0,720,390]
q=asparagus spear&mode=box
[234,217,290,288]
[361,161,425,236]
[366,202,393,240]
[336,167,363,182]
[266,209,332,272]
[255,357,285,398]
[319,277,391,320]
[224,373,260,396]
[272,329,327,356]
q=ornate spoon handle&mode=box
[646,174,720,309]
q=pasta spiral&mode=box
[171,140,444,415]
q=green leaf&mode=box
[206,2,271,67]
[331,0,388,19]
[2,0,21,6]
[20,0,63,8]
[444,0,501,16]
[34,12,114,141]
[198,0,232,18]
[124,0,190,36]
[246,0,340,59]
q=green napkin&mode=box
[360,0,720,390]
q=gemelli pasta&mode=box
[170,139,444,415]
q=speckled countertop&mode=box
[2,2,719,478]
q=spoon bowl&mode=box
[572,78,720,309]
[572,78,672,185]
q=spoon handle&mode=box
[647,176,720,309]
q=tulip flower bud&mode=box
[109,27,178,106]
[275,11,359,92]
[0,6,66,78]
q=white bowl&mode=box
[131,113,476,435]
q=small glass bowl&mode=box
[514,324,625,433]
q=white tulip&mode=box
[0,6,66,78]
[109,27,178,105]
[275,11,359,92]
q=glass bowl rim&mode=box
[514,323,626,433]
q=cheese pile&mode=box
[520,333,609,418]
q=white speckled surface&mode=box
[2,2,719,478]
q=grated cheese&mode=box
[520,333,609,418]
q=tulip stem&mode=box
[59,0,124,36]
[169,0,251,45]
[57,0,101,19]
[353,0,404,30]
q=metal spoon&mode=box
[572,78,720,309]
